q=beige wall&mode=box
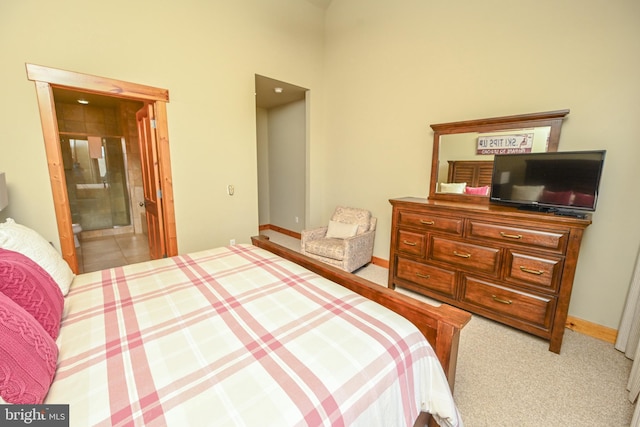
[256,108,271,226]
[322,1,640,329]
[2,0,639,330]
[0,1,325,249]
[264,100,307,233]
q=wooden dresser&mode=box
[387,197,591,353]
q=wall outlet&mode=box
[295,216,299,223]
[230,239,236,245]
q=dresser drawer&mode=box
[430,237,500,274]
[396,229,427,257]
[467,221,568,253]
[398,211,463,235]
[396,257,456,298]
[505,251,563,291]
[461,276,555,329]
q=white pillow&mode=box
[511,185,545,201]
[0,218,74,296]
[325,220,359,239]
[439,182,467,194]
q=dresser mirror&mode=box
[428,109,570,204]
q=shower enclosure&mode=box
[61,136,132,231]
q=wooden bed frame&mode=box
[251,235,472,392]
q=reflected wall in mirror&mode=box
[428,109,569,204]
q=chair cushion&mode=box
[325,221,358,239]
[331,206,371,235]
[304,238,345,261]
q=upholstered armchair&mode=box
[301,206,377,273]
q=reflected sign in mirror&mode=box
[436,126,551,193]
[428,110,569,204]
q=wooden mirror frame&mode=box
[428,109,570,204]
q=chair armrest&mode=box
[301,226,328,253]
[342,229,376,272]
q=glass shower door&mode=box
[62,136,132,231]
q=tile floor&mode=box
[77,233,151,273]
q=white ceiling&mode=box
[255,75,307,109]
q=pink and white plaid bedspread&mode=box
[46,244,462,427]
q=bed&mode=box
[0,220,471,427]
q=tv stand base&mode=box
[516,205,588,219]
[517,205,555,213]
[554,209,588,219]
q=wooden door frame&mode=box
[25,63,178,273]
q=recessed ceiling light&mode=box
[274,87,284,94]
[77,99,89,105]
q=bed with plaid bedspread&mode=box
[46,244,462,427]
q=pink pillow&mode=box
[0,292,58,404]
[0,248,64,339]
[464,186,490,196]
[541,190,574,205]
[572,192,596,208]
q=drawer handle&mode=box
[403,240,417,246]
[416,273,431,279]
[520,266,544,275]
[492,295,513,305]
[420,219,435,225]
[500,232,522,239]
[453,251,471,259]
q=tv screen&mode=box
[489,150,606,213]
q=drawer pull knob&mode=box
[492,295,513,305]
[416,273,431,279]
[500,232,522,239]
[453,251,471,259]
[403,240,417,246]
[420,219,435,225]
[520,266,544,275]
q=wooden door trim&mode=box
[26,63,178,273]
[26,64,169,102]
[152,102,177,255]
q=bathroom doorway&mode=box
[52,87,146,273]
[26,63,178,273]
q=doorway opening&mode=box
[26,63,178,273]
[255,74,308,239]
[52,86,149,272]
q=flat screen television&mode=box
[489,150,606,215]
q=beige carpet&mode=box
[261,230,634,426]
